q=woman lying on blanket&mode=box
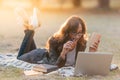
[17,16,99,67]
[17,15,99,68]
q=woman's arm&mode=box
[56,40,77,67]
[48,37,76,68]
[47,37,66,67]
[48,48,66,68]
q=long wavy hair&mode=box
[46,15,88,52]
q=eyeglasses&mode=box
[71,32,83,36]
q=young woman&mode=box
[17,15,99,68]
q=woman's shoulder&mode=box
[48,36,59,44]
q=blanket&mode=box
[0,53,36,70]
[0,53,118,77]
[0,53,75,76]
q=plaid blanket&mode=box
[0,53,75,76]
[0,53,36,70]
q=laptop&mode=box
[74,52,113,76]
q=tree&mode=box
[98,0,110,9]
[72,0,82,7]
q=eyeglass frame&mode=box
[71,32,83,36]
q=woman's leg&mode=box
[17,29,48,63]
[17,29,36,58]
[17,29,49,64]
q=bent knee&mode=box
[17,56,25,62]
[17,56,21,60]
[17,55,32,63]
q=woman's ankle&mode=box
[24,23,35,30]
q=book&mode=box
[85,32,101,52]
[24,70,43,76]
[32,64,58,73]
[89,32,101,48]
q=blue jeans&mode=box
[17,30,36,58]
[17,30,48,63]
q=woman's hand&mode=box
[63,41,76,53]
[60,41,76,59]
[89,40,100,52]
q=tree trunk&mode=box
[98,0,110,9]
[72,0,82,7]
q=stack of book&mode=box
[24,70,43,76]
[32,64,58,73]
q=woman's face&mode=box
[69,23,83,41]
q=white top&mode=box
[65,47,76,66]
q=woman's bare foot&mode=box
[29,8,41,29]
[15,7,40,30]
[15,7,29,30]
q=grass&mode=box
[0,66,24,80]
[0,7,120,80]
[0,65,119,80]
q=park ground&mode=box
[0,8,120,80]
